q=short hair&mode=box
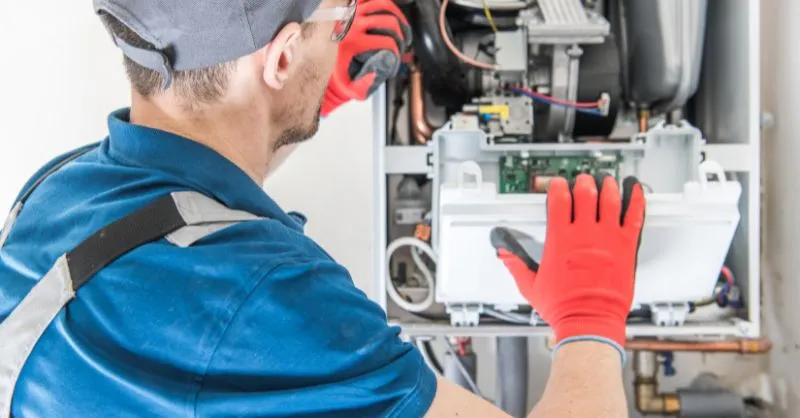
[100,13,236,104]
[100,14,318,104]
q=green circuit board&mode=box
[499,155,621,194]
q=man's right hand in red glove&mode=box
[490,174,645,362]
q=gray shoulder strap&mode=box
[165,191,261,247]
[0,191,261,417]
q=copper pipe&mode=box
[630,339,771,415]
[625,337,772,354]
[545,336,772,354]
[410,69,434,144]
[635,380,681,415]
[637,109,650,133]
[634,352,681,415]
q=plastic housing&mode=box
[372,0,761,338]
[435,158,742,307]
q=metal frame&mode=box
[394,319,756,339]
[371,0,761,340]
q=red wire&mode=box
[720,266,735,287]
[456,338,469,356]
[511,86,602,108]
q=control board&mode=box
[499,155,621,194]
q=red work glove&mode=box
[490,175,645,360]
[321,0,412,117]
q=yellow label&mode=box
[478,105,510,120]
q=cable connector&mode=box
[598,92,611,117]
[414,223,432,242]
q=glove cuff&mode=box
[552,335,627,367]
[553,316,626,356]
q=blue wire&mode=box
[717,282,728,306]
[398,63,410,75]
[508,88,606,116]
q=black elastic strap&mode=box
[66,194,187,290]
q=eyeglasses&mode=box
[306,0,358,41]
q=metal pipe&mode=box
[678,374,745,418]
[443,338,479,395]
[545,336,772,354]
[562,45,583,138]
[633,352,682,415]
[410,69,434,144]
[638,108,650,132]
[636,381,681,415]
[667,108,684,125]
[443,351,478,391]
[495,337,528,417]
[625,337,772,354]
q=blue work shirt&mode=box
[0,109,436,417]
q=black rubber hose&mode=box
[397,0,474,108]
[422,340,444,373]
[572,34,624,138]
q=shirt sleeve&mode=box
[194,257,437,418]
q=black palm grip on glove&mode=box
[563,174,643,227]
[622,176,645,269]
[492,174,647,350]
[489,227,542,272]
[322,0,413,116]
[347,1,413,95]
[493,175,645,271]
[621,176,642,227]
[349,51,400,96]
[360,9,413,52]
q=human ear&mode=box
[262,22,303,90]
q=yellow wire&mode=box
[482,0,499,33]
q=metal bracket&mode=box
[731,318,757,337]
[529,310,545,326]
[561,44,583,140]
[384,145,434,175]
[447,304,484,327]
[521,0,610,44]
[650,302,692,327]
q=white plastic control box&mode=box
[436,159,741,309]
[372,0,760,339]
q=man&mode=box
[0,0,644,417]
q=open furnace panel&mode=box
[373,0,760,340]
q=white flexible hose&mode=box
[386,237,437,313]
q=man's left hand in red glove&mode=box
[321,0,412,117]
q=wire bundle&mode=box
[506,86,607,116]
[716,265,741,308]
[437,0,609,116]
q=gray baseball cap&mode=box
[94,0,325,89]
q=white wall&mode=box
[0,1,129,213]
[264,102,376,294]
[761,0,800,413]
[0,2,376,293]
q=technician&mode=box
[0,1,645,417]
